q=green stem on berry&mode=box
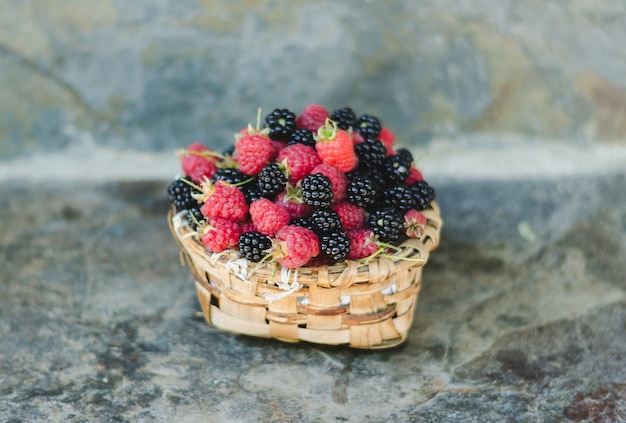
[314,118,338,142]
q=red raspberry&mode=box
[271,140,288,155]
[181,142,218,183]
[304,254,332,268]
[404,209,427,239]
[202,218,242,253]
[331,202,365,230]
[314,119,357,173]
[406,166,424,185]
[249,198,290,237]
[275,190,313,219]
[199,181,248,222]
[296,104,330,132]
[276,225,320,269]
[240,220,257,233]
[351,131,365,145]
[310,163,348,203]
[236,134,276,175]
[347,229,379,260]
[378,127,395,155]
[277,144,322,183]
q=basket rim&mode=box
[167,201,443,285]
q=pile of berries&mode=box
[168,105,435,269]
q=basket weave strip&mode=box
[169,201,442,349]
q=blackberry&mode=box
[186,206,205,231]
[301,174,333,208]
[319,230,350,263]
[239,231,273,262]
[256,163,287,199]
[367,208,407,245]
[287,128,316,147]
[310,209,342,234]
[221,145,235,157]
[355,139,387,170]
[355,114,382,140]
[346,176,379,209]
[167,177,199,211]
[212,168,250,186]
[396,148,414,165]
[330,107,356,130]
[384,154,411,185]
[409,180,436,211]
[242,184,264,205]
[264,108,296,141]
[291,217,315,231]
[381,186,416,213]
[366,166,391,189]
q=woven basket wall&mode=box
[168,202,442,349]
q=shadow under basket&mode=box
[168,202,442,349]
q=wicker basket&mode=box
[168,202,442,349]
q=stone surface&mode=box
[2,0,626,160]
[1,170,625,422]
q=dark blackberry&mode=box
[355,114,382,140]
[381,186,416,213]
[355,139,387,170]
[167,177,199,211]
[301,174,333,208]
[330,107,356,130]
[319,230,350,263]
[310,209,342,234]
[256,163,287,199]
[186,206,205,231]
[239,231,273,262]
[264,108,296,141]
[367,208,407,245]
[346,176,379,209]
[291,217,315,231]
[384,154,411,185]
[242,184,264,205]
[409,180,436,211]
[212,168,250,186]
[396,148,414,165]
[221,145,235,157]
[287,128,316,147]
[366,166,391,189]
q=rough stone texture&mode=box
[1,172,625,422]
[2,0,626,159]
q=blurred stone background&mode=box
[1,0,625,161]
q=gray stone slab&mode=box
[1,174,625,422]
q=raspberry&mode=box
[404,209,427,239]
[367,208,407,246]
[347,229,379,260]
[239,231,273,262]
[406,166,424,185]
[249,198,290,237]
[199,181,249,222]
[236,134,276,175]
[256,163,287,199]
[331,202,365,231]
[330,107,356,130]
[355,114,382,140]
[275,188,313,219]
[277,144,322,183]
[264,108,297,141]
[296,104,330,132]
[276,225,320,269]
[240,220,257,233]
[310,163,348,204]
[301,174,333,208]
[181,142,218,183]
[378,127,395,154]
[351,131,365,145]
[314,119,357,173]
[202,218,242,253]
[319,230,350,263]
